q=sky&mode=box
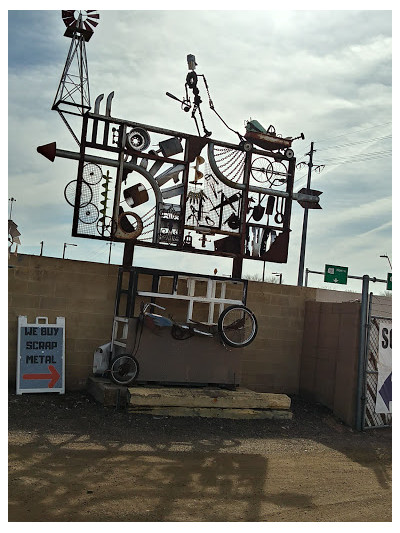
[8,5,393,294]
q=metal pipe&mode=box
[355,275,370,431]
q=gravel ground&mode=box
[8,390,392,522]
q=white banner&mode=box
[375,321,392,414]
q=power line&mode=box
[315,150,391,166]
[315,134,392,152]
[315,121,392,144]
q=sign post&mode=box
[17,316,65,394]
[324,264,348,285]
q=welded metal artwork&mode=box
[38,14,319,268]
[55,99,297,263]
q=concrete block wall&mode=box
[299,301,361,426]
[9,254,317,394]
[242,282,316,393]
[9,254,118,389]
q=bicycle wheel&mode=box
[110,354,139,385]
[251,157,274,184]
[218,305,258,348]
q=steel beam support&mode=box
[355,275,370,431]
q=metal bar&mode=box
[87,113,278,157]
[54,147,318,204]
[305,269,387,284]
[355,275,370,431]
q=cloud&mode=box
[8,9,392,290]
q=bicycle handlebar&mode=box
[141,302,166,314]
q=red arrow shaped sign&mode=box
[23,365,60,388]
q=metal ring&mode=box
[114,211,143,240]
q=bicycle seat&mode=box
[144,313,173,329]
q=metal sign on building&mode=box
[16,316,65,395]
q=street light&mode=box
[272,272,282,284]
[380,254,392,270]
[63,243,77,259]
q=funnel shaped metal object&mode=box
[37,142,57,162]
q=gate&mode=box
[362,302,392,429]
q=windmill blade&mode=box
[62,10,76,27]
[84,18,99,31]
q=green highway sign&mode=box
[387,273,392,291]
[324,264,348,285]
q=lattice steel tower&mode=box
[52,10,99,116]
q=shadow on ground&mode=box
[8,391,391,522]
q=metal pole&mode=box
[305,269,387,284]
[355,275,370,431]
[40,241,43,256]
[297,142,315,286]
[305,268,309,287]
[361,292,374,431]
[108,242,113,264]
[9,197,16,219]
[62,243,67,259]
[262,262,266,282]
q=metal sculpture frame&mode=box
[58,98,296,275]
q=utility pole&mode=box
[108,242,114,264]
[297,142,321,286]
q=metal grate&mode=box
[363,316,392,429]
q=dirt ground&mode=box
[8,389,391,522]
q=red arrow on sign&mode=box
[23,365,60,388]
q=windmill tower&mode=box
[52,10,99,116]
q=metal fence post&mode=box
[355,275,370,431]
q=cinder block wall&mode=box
[299,301,361,426]
[240,282,316,393]
[9,254,119,389]
[8,254,317,393]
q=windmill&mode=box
[52,10,100,117]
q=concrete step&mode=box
[128,385,291,410]
[87,376,129,407]
[87,376,292,420]
[128,405,292,420]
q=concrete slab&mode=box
[128,385,291,410]
[128,405,293,419]
[87,376,129,407]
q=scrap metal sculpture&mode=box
[37,13,322,278]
